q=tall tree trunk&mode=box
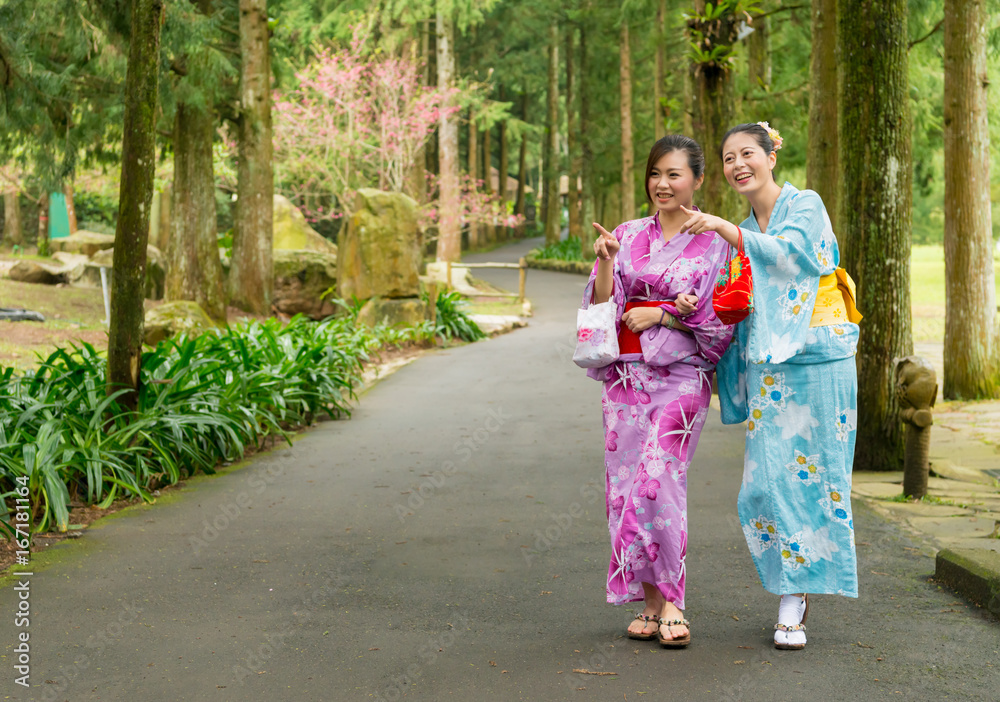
[407,23,430,204]
[229,0,274,314]
[944,0,999,399]
[619,21,635,223]
[157,183,172,253]
[3,190,22,246]
[64,183,78,234]
[579,22,594,260]
[497,87,509,242]
[566,26,582,247]
[467,111,479,250]
[435,8,460,262]
[683,62,694,135]
[807,0,838,225]
[654,0,667,141]
[37,193,49,256]
[107,0,163,411]
[515,93,528,229]
[747,16,771,89]
[543,22,560,245]
[166,103,226,321]
[482,123,494,245]
[689,1,740,221]
[839,0,912,470]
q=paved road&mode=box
[3,238,998,701]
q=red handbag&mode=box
[713,239,754,324]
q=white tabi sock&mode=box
[774,594,807,647]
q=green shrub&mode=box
[0,316,375,538]
[433,291,486,342]
[74,191,118,228]
[531,238,586,262]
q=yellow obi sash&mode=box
[810,268,863,327]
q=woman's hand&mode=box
[674,294,698,316]
[593,223,620,261]
[679,206,739,244]
[621,307,663,333]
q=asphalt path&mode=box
[2,237,998,701]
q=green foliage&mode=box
[531,237,586,261]
[687,0,761,68]
[74,191,119,229]
[0,0,127,190]
[433,291,487,341]
[0,316,376,539]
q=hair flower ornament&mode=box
[757,121,783,151]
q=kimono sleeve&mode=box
[742,190,839,365]
[581,223,628,381]
[676,236,735,365]
[716,320,749,424]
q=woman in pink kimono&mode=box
[583,135,734,647]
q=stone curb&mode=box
[935,547,1000,616]
[525,255,593,276]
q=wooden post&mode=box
[518,257,526,304]
[446,260,453,290]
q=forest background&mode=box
[5,1,998,249]
[0,0,998,484]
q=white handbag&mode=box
[573,300,620,368]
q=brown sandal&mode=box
[627,613,660,640]
[657,617,691,648]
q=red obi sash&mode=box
[618,301,675,355]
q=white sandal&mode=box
[773,594,808,650]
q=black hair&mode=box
[719,123,775,159]
[643,135,705,204]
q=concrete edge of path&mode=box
[935,548,1000,617]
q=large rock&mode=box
[337,189,421,301]
[272,250,339,320]
[68,245,166,300]
[355,297,430,330]
[143,301,215,347]
[49,230,116,258]
[8,258,73,285]
[273,195,337,253]
[51,252,90,269]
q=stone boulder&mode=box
[50,230,116,258]
[355,297,430,330]
[51,252,90,270]
[68,245,166,300]
[143,301,216,347]
[273,195,337,254]
[337,189,422,301]
[8,258,73,285]
[272,250,339,320]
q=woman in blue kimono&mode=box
[678,122,861,650]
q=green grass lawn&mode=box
[910,245,1000,343]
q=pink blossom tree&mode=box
[273,31,456,221]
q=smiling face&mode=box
[721,132,776,196]
[647,150,703,215]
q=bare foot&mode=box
[658,600,689,641]
[627,607,660,638]
[627,583,666,638]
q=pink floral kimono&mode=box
[581,215,734,608]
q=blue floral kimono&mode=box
[716,183,860,598]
